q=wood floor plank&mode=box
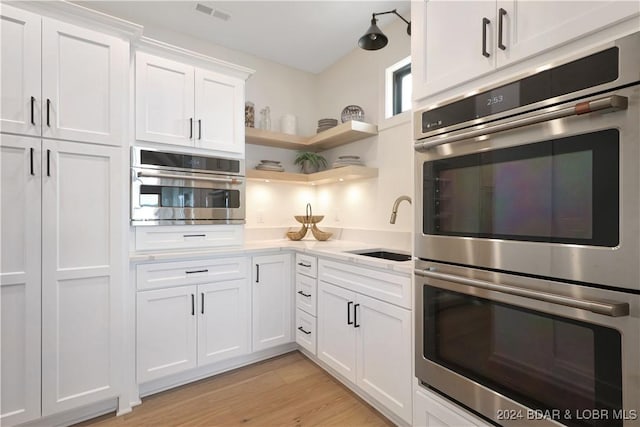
[75,351,394,427]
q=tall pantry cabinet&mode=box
[0,3,132,425]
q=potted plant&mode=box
[294,151,328,174]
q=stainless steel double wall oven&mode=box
[131,147,245,225]
[414,33,640,426]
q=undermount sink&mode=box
[346,249,412,262]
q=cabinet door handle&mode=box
[297,262,311,268]
[482,17,491,58]
[201,292,205,314]
[30,96,35,125]
[191,294,195,316]
[46,99,51,127]
[498,8,507,50]
[30,148,35,176]
[297,290,311,298]
[189,118,193,139]
[354,303,360,328]
[198,119,202,140]
[347,301,353,325]
[256,264,260,283]
[46,149,51,177]
[185,269,208,274]
[297,326,311,335]
[183,234,206,238]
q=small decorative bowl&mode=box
[341,105,365,123]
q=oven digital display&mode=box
[475,82,520,117]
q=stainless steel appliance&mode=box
[413,32,640,426]
[415,260,640,427]
[414,32,640,291]
[131,147,245,225]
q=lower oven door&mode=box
[415,260,640,427]
[131,168,245,225]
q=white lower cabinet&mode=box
[414,386,492,427]
[295,308,316,354]
[317,280,412,423]
[251,253,293,351]
[136,258,250,383]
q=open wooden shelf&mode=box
[246,165,378,185]
[245,120,378,151]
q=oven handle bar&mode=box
[414,95,628,152]
[414,268,629,317]
[137,171,243,185]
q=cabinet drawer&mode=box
[318,259,411,309]
[295,253,317,278]
[295,308,316,355]
[414,385,492,427]
[137,257,248,291]
[295,273,317,316]
[134,225,243,251]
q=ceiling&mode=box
[75,1,410,73]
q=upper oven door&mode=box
[414,84,640,290]
[131,169,245,225]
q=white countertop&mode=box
[130,239,413,275]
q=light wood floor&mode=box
[76,351,395,427]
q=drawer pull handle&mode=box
[297,326,311,335]
[30,96,35,125]
[297,262,312,268]
[191,294,195,316]
[201,292,205,314]
[183,234,206,238]
[482,17,490,58]
[256,264,260,283]
[347,301,353,325]
[297,290,312,298]
[186,269,208,274]
[498,8,507,50]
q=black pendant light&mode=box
[358,9,411,51]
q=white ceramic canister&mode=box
[280,114,297,135]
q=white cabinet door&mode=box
[414,386,492,427]
[41,140,123,415]
[413,0,496,101]
[136,52,195,146]
[0,5,41,136]
[317,281,357,383]
[195,68,244,155]
[496,0,640,67]
[0,135,41,426]
[137,286,198,383]
[197,279,250,366]
[252,254,293,351]
[41,18,126,146]
[355,294,412,424]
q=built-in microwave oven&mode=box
[131,147,245,225]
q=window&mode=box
[385,56,412,118]
[393,63,412,115]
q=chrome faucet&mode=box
[389,195,412,224]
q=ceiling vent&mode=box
[195,3,231,21]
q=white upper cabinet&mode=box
[412,0,640,101]
[0,4,127,145]
[42,18,127,145]
[495,0,640,66]
[195,68,244,154]
[135,52,195,146]
[412,0,495,101]
[0,5,41,136]
[136,51,246,156]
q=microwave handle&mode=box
[137,171,243,185]
[415,268,629,317]
[414,95,628,152]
